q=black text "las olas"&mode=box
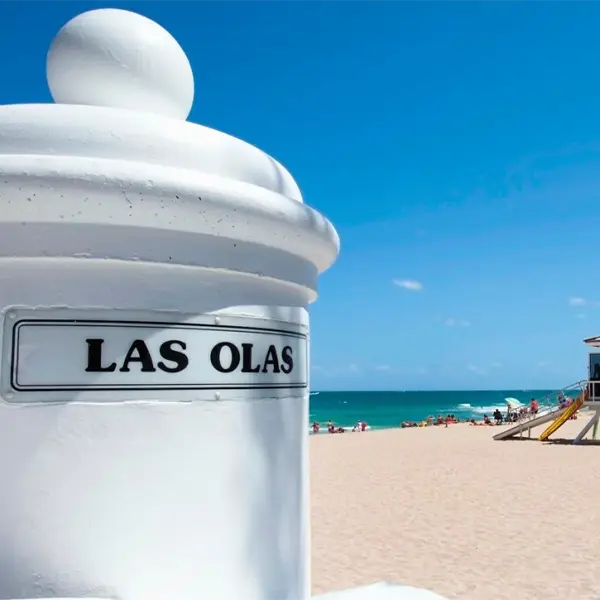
[210,342,294,374]
[84,339,295,375]
[85,338,189,373]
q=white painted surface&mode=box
[3,309,307,402]
[314,583,449,600]
[0,395,310,600]
[0,7,334,600]
[0,7,449,600]
[47,9,194,120]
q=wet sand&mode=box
[310,416,600,600]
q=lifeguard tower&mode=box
[493,336,600,443]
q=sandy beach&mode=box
[310,416,600,600]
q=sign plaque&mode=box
[2,309,308,403]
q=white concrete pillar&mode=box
[0,8,338,600]
[0,9,453,600]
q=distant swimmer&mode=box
[312,422,320,434]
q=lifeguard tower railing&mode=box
[506,379,584,429]
[583,336,600,402]
[506,380,586,425]
[588,380,600,400]
[492,379,589,441]
[504,379,588,430]
[588,352,600,401]
[538,379,588,407]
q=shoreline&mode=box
[310,411,591,435]
[309,416,592,436]
[308,389,587,432]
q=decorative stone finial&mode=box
[46,8,194,120]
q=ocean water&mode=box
[308,389,560,430]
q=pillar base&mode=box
[8,581,449,600]
[314,582,448,600]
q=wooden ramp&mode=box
[492,407,567,441]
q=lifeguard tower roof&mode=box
[584,336,600,347]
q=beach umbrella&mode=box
[505,397,525,411]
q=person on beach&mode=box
[530,398,539,415]
[312,422,320,434]
[326,420,347,434]
[493,409,503,424]
[469,416,492,426]
[351,421,368,432]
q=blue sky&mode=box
[3,2,600,391]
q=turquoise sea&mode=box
[308,389,562,430]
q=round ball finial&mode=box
[46,8,194,120]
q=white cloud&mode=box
[467,363,487,375]
[393,279,423,292]
[375,364,392,372]
[491,362,503,369]
[444,317,471,328]
[576,313,586,319]
[537,360,551,368]
[569,297,586,307]
[417,367,428,375]
[347,363,360,373]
